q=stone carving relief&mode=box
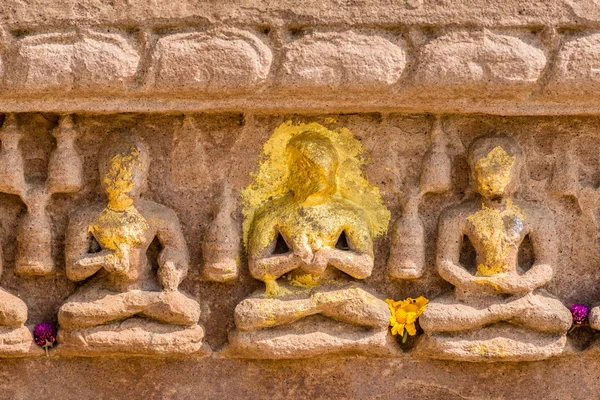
[202,179,240,282]
[11,31,140,93]
[280,31,407,90]
[0,245,38,356]
[220,121,400,358]
[3,25,600,112]
[417,135,572,361]
[8,0,600,394]
[0,114,82,276]
[387,117,452,279]
[546,33,600,97]
[547,134,600,341]
[57,133,209,356]
[0,113,593,363]
[412,30,546,97]
[149,28,272,93]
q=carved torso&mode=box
[82,200,168,291]
[250,193,371,282]
[464,198,529,277]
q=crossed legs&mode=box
[420,291,571,334]
[58,284,200,330]
[234,282,389,331]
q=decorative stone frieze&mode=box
[149,28,272,93]
[11,31,139,93]
[412,30,546,97]
[1,1,600,398]
[280,31,406,91]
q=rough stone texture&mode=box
[57,319,209,357]
[221,316,400,359]
[546,33,600,97]
[417,324,570,362]
[149,28,272,93]
[11,31,139,93]
[0,113,594,398]
[280,31,406,90]
[0,0,600,398]
[411,30,546,98]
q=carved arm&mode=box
[156,209,189,291]
[521,210,557,290]
[314,225,374,279]
[65,211,116,282]
[248,225,308,281]
[436,211,478,288]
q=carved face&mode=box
[473,146,517,199]
[99,137,149,210]
[285,133,338,204]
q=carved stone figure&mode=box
[0,114,83,276]
[387,117,452,280]
[0,243,39,356]
[202,179,240,282]
[57,133,209,357]
[220,122,398,359]
[418,135,571,361]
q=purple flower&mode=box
[34,322,57,355]
[570,304,590,325]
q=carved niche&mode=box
[0,114,83,276]
[219,121,400,359]
[417,135,572,361]
[57,132,209,357]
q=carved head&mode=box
[467,135,523,199]
[285,132,338,205]
[98,133,150,210]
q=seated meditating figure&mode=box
[57,133,209,356]
[222,123,398,359]
[0,245,38,356]
[418,135,571,361]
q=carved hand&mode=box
[158,261,180,292]
[475,273,533,295]
[102,251,128,275]
[438,260,477,288]
[293,235,313,265]
[158,248,186,291]
[306,247,331,274]
[522,263,553,290]
[70,249,118,281]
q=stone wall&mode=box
[1,1,600,399]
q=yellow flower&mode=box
[385,296,429,338]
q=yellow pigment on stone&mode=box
[89,149,149,259]
[263,279,293,298]
[474,146,516,197]
[467,198,526,277]
[241,121,390,250]
[470,343,508,358]
[290,273,322,288]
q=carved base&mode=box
[57,318,211,357]
[218,315,402,359]
[416,323,568,362]
[0,326,43,357]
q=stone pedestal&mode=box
[220,316,401,359]
[57,318,210,357]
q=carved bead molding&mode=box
[0,26,600,113]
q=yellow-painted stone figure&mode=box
[57,133,209,356]
[222,121,399,359]
[419,135,571,361]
